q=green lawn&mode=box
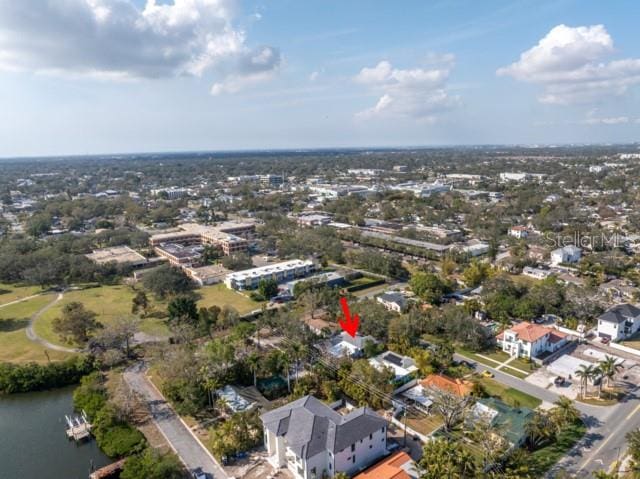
[527,420,586,475]
[34,285,170,347]
[196,283,263,315]
[620,332,640,351]
[0,294,73,363]
[0,283,43,306]
[456,348,532,379]
[477,377,542,409]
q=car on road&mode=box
[554,376,565,386]
[601,337,611,345]
[191,468,210,479]
[481,370,494,378]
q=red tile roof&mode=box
[354,451,414,479]
[421,374,473,397]
[504,321,566,343]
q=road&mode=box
[455,352,640,477]
[123,363,228,479]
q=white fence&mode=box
[609,341,640,357]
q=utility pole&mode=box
[403,405,408,447]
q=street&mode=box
[123,363,228,479]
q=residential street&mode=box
[123,363,228,479]
[455,353,640,476]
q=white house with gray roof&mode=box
[261,395,388,479]
[597,303,640,341]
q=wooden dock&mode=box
[65,410,92,441]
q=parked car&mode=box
[601,337,611,345]
[554,376,565,386]
[481,370,494,378]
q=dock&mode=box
[65,410,92,441]
[89,459,126,479]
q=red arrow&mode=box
[339,297,359,338]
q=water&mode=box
[0,387,111,479]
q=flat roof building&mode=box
[85,246,148,267]
[224,259,316,291]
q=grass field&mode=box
[0,294,73,363]
[196,283,263,315]
[477,377,542,409]
[0,283,43,306]
[620,332,640,350]
[34,285,170,347]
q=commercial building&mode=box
[85,246,148,267]
[224,259,316,291]
[149,221,255,255]
[150,187,189,199]
[154,243,204,267]
[391,181,452,198]
[261,395,388,479]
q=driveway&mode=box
[123,363,228,478]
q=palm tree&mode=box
[246,351,261,388]
[550,395,581,431]
[599,355,624,390]
[286,341,309,384]
[575,364,596,399]
[525,411,555,449]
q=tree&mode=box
[338,359,394,409]
[131,290,149,316]
[409,272,451,305]
[418,438,477,479]
[208,410,263,461]
[575,364,596,398]
[549,395,581,433]
[599,355,623,390]
[468,412,508,470]
[525,411,555,449]
[120,448,184,479]
[142,265,193,299]
[427,387,472,432]
[258,278,278,300]
[462,260,493,288]
[92,316,140,359]
[53,301,103,344]
[626,428,640,475]
[167,296,199,326]
[221,253,254,271]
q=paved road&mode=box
[25,292,82,353]
[455,352,640,477]
[123,363,228,479]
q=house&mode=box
[421,374,473,397]
[550,246,581,265]
[497,321,568,360]
[327,332,378,358]
[261,395,388,479]
[508,226,529,239]
[470,398,534,447]
[522,266,552,280]
[369,351,418,389]
[376,292,407,313]
[597,304,640,341]
[354,451,419,479]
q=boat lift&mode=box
[65,410,92,441]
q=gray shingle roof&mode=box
[261,396,387,459]
[599,303,640,324]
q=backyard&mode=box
[476,377,542,409]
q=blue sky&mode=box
[0,0,638,157]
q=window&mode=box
[353,456,356,464]
[369,445,372,449]
[351,444,355,452]
[369,433,372,440]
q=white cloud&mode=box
[497,24,640,105]
[581,109,630,125]
[0,0,281,93]
[355,56,459,120]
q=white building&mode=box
[151,187,189,199]
[508,226,529,239]
[369,351,418,390]
[522,266,552,280]
[589,165,608,173]
[461,242,490,257]
[550,246,581,265]
[261,395,388,479]
[376,292,407,313]
[224,259,316,290]
[498,321,568,359]
[391,181,452,198]
[597,304,640,341]
[499,172,531,182]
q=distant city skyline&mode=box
[0,0,639,157]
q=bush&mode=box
[0,356,94,395]
[121,448,185,479]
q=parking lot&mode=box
[525,343,640,399]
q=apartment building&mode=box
[224,259,316,290]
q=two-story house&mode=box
[497,321,567,359]
[261,395,388,479]
[597,303,640,341]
